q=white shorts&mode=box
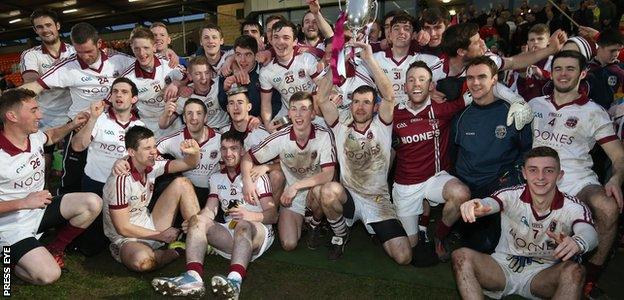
[392,171,456,217]
[483,252,552,300]
[108,216,164,263]
[557,170,600,197]
[212,221,274,262]
[39,114,70,130]
[344,188,397,234]
[283,188,310,216]
[0,210,46,247]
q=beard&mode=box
[554,77,580,94]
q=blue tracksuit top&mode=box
[452,99,533,191]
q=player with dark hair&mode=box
[453,146,596,299]
[0,88,101,284]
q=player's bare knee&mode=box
[131,257,157,272]
[234,220,252,236]
[559,262,584,284]
[451,248,472,270]
[320,183,340,206]
[172,177,194,191]
[31,265,62,285]
[85,193,103,214]
[392,250,412,265]
[594,196,618,227]
[280,239,298,251]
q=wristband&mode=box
[572,235,588,254]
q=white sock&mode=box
[227,271,242,284]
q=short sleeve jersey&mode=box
[259,52,322,117]
[0,131,48,232]
[120,56,184,138]
[176,81,230,130]
[329,115,392,197]
[490,185,593,263]
[20,42,75,127]
[529,94,618,177]
[37,50,134,118]
[102,159,169,242]
[393,98,469,184]
[208,171,272,223]
[84,108,145,183]
[249,124,336,186]
[156,127,221,188]
[373,49,444,106]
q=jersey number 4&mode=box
[548,118,556,126]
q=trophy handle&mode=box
[371,0,378,25]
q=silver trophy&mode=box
[340,0,378,42]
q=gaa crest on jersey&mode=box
[608,75,617,87]
[564,117,578,129]
[521,216,529,227]
[367,131,374,139]
[311,150,318,160]
[210,150,218,159]
[495,125,507,139]
[298,69,306,78]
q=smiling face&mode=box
[390,21,413,49]
[220,138,244,168]
[131,37,156,68]
[188,63,212,90]
[465,63,497,103]
[182,102,207,134]
[350,91,375,124]
[405,67,433,105]
[288,99,313,131]
[150,26,171,53]
[272,26,296,61]
[200,28,224,56]
[13,98,42,134]
[32,16,60,45]
[552,57,585,93]
[302,12,319,41]
[522,156,563,197]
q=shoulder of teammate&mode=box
[104,172,131,207]
[562,192,594,224]
[255,174,273,195]
[491,184,526,210]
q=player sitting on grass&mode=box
[452,146,597,299]
[103,126,201,272]
[151,130,277,298]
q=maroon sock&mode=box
[585,263,603,283]
[47,224,85,252]
[186,262,204,277]
[229,264,247,279]
[435,221,452,240]
[419,215,430,226]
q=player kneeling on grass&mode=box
[152,130,277,298]
[0,88,102,284]
[103,126,201,272]
[452,146,597,299]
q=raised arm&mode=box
[166,139,201,173]
[354,41,394,122]
[501,29,566,71]
[308,0,334,39]
[71,100,104,152]
[46,111,89,146]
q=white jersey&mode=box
[249,124,336,186]
[209,171,272,223]
[489,185,593,263]
[156,127,221,188]
[529,94,617,182]
[0,131,48,232]
[175,82,229,130]
[84,108,145,183]
[37,50,134,118]
[207,49,234,74]
[373,49,444,106]
[329,115,392,197]
[334,57,377,112]
[259,52,323,117]
[220,121,270,151]
[120,56,185,138]
[20,42,75,128]
[103,159,169,242]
